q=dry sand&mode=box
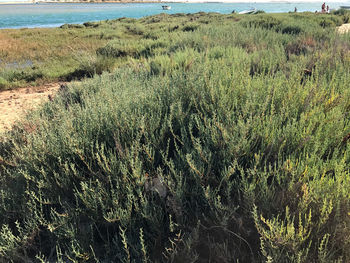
[337,23,350,34]
[0,83,60,133]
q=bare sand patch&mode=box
[0,83,60,133]
[337,23,350,34]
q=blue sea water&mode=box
[0,2,348,29]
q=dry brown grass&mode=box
[0,28,107,62]
[0,32,30,60]
[0,26,112,90]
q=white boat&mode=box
[238,8,256,14]
[162,5,171,10]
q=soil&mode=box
[0,83,61,133]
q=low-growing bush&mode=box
[83,21,100,28]
[182,23,199,32]
[242,15,283,30]
[97,39,145,58]
[0,77,8,90]
[285,36,316,57]
[65,55,115,80]
[0,12,343,88]
[280,23,303,34]
[1,11,349,262]
[3,67,44,82]
[333,8,350,16]
[60,23,85,29]
[169,33,206,53]
[319,18,337,28]
[125,24,146,35]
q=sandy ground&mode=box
[337,23,350,34]
[0,83,60,133]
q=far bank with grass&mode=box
[0,10,348,90]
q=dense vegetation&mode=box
[1,11,350,262]
[0,10,348,90]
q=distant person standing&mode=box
[327,5,330,13]
[322,2,326,13]
[294,7,297,12]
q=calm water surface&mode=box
[0,2,348,29]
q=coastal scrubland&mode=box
[0,11,347,90]
[1,11,350,262]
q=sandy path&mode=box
[337,23,350,34]
[0,83,61,133]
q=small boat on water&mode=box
[162,5,171,10]
[238,8,256,14]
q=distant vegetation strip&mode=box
[0,11,348,91]
[0,10,350,262]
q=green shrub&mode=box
[0,77,8,90]
[65,55,115,80]
[83,21,100,28]
[182,24,199,32]
[60,23,85,29]
[125,24,146,35]
[1,12,350,263]
[333,8,350,16]
[285,36,316,56]
[3,67,44,82]
[97,39,146,58]
[320,18,336,28]
[242,15,283,30]
[169,33,206,53]
[280,23,303,34]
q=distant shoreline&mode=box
[0,1,165,4]
[0,1,164,4]
[0,0,343,4]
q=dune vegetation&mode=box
[0,10,347,90]
[1,10,350,262]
